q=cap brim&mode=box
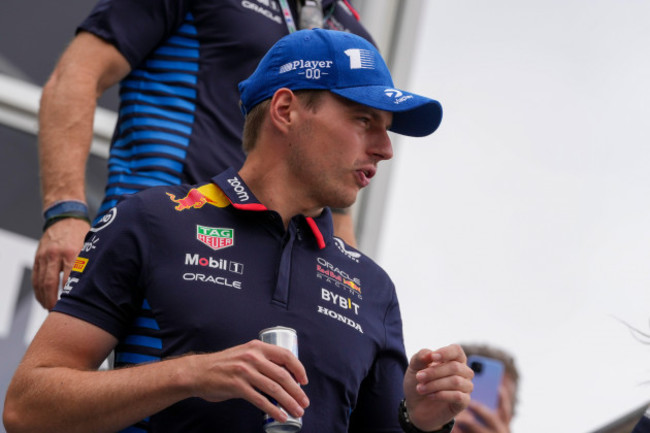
[330,86,443,137]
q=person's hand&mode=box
[454,400,510,433]
[189,339,310,422]
[32,218,90,309]
[403,344,474,431]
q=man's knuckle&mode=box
[449,376,463,388]
[247,340,264,350]
[231,361,252,376]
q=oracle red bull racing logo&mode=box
[316,257,362,299]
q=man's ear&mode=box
[269,88,296,133]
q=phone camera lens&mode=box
[470,361,483,374]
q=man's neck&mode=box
[238,159,323,228]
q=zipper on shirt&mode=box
[272,221,298,307]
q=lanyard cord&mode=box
[323,3,336,23]
[278,0,298,33]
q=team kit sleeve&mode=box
[53,194,152,339]
[78,0,192,68]
[348,288,409,432]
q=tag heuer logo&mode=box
[196,225,234,251]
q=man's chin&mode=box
[331,196,357,210]
[320,186,360,211]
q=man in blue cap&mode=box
[32,0,375,311]
[4,29,472,433]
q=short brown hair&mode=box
[241,90,326,153]
[242,99,271,154]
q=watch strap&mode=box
[398,399,455,433]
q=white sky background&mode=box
[377,1,650,432]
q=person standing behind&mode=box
[5,29,472,433]
[33,0,373,310]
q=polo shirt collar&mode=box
[212,168,332,249]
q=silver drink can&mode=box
[259,326,302,433]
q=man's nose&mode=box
[373,130,393,161]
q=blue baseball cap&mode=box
[238,29,442,137]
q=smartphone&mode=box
[467,355,504,411]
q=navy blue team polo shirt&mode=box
[55,168,408,433]
[80,0,374,218]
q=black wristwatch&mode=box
[398,399,455,433]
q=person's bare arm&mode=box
[3,312,309,433]
[32,32,131,309]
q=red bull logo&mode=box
[343,279,361,294]
[167,189,210,211]
[167,184,230,211]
